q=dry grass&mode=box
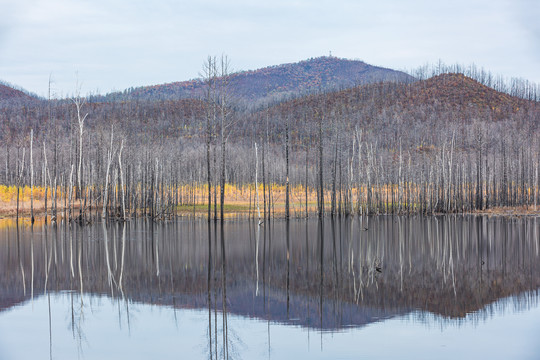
[472,206,540,217]
[3,183,539,219]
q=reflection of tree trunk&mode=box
[262,221,267,310]
[256,222,260,296]
[306,219,311,329]
[207,221,213,360]
[78,226,84,303]
[221,222,228,360]
[43,224,52,294]
[155,224,160,278]
[286,219,290,319]
[48,292,53,360]
[17,222,26,296]
[31,225,34,303]
[213,223,218,359]
[331,219,337,306]
[318,219,324,329]
[119,223,126,297]
[69,223,75,278]
[103,222,115,297]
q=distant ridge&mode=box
[101,56,413,104]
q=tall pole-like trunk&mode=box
[255,143,261,222]
[118,139,126,220]
[220,127,225,221]
[318,113,324,218]
[285,120,290,221]
[102,128,114,219]
[30,129,34,224]
[305,145,309,218]
[262,141,267,221]
[43,142,49,221]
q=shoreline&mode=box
[2,201,539,221]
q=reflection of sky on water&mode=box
[1,292,539,360]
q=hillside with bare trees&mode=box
[0,58,539,220]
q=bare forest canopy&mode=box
[1,56,540,220]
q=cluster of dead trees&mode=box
[1,63,539,222]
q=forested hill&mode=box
[0,83,34,102]
[268,72,534,120]
[100,56,413,104]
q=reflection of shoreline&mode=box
[3,290,539,360]
[3,288,539,333]
[1,216,539,330]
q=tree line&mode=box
[1,59,539,222]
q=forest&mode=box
[1,57,539,222]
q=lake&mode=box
[1,216,539,359]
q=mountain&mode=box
[101,56,413,105]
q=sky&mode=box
[0,0,539,98]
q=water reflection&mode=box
[1,215,540,332]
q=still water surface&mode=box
[1,216,539,359]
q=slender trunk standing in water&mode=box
[118,139,126,220]
[285,120,290,221]
[72,87,88,210]
[43,142,49,221]
[318,113,325,217]
[220,112,226,221]
[262,141,267,221]
[355,128,363,214]
[103,128,114,219]
[216,55,231,222]
[305,145,309,218]
[68,165,74,220]
[30,129,34,224]
[203,56,217,221]
[213,146,218,221]
[349,136,355,215]
[255,143,262,222]
[331,130,338,217]
[16,148,25,223]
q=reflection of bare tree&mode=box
[17,222,26,296]
[207,221,213,360]
[1,216,540,333]
[70,291,87,358]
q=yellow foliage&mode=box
[0,185,55,203]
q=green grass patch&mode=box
[176,203,251,212]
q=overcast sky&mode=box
[1,0,539,97]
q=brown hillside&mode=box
[404,73,527,112]
[0,84,32,101]
[269,73,535,119]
